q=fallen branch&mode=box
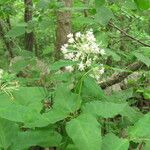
[109,22,150,48]
[100,61,144,89]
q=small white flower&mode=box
[65,66,74,72]
[99,49,106,55]
[78,62,85,71]
[0,69,3,75]
[75,32,81,38]
[0,69,4,79]
[67,33,73,38]
[68,38,74,43]
[64,53,74,60]
[99,67,105,74]
[95,75,100,81]
[64,44,68,48]
[85,59,92,67]
[61,46,68,54]
[93,56,98,61]
[81,44,91,53]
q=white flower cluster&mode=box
[0,69,4,79]
[60,29,105,82]
[0,68,19,98]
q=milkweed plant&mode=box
[61,29,106,83]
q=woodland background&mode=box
[0,0,150,150]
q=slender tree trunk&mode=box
[55,0,72,59]
[0,19,14,58]
[24,0,34,51]
[83,0,89,17]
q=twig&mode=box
[109,22,150,47]
[100,61,144,89]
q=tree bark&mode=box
[55,0,72,59]
[100,61,144,89]
[0,19,14,58]
[24,0,34,51]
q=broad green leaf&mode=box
[0,118,19,149]
[81,76,107,101]
[128,113,150,138]
[105,49,121,61]
[134,0,150,10]
[95,0,105,7]
[124,0,137,10]
[134,52,150,67]
[82,101,127,118]
[12,129,62,150]
[139,47,150,57]
[53,84,81,113]
[143,89,150,100]
[50,60,77,71]
[6,25,26,38]
[0,102,49,127]
[121,105,143,123]
[95,6,114,26]
[102,133,129,150]
[34,84,82,126]
[66,114,101,150]
[11,58,36,73]
[13,87,45,111]
[65,144,77,150]
[110,88,133,103]
[144,141,150,150]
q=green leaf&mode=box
[0,118,19,149]
[110,88,133,103]
[50,60,77,71]
[12,129,62,150]
[95,0,105,7]
[35,84,82,126]
[65,144,77,150]
[121,105,143,123]
[105,49,121,61]
[134,52,150,67]
[0,96,49,128]
[102,133,129,150]
[82,101,127,118]
[95,6,114,26]
[13,87,46,110]
[66,114,101,150]
[134,0,150,10]
[81,76,107,101]
[11,58,36,73]
[144,141,150,150]
[53,84,81,113]
[128,112,150,138]
[143,89,150,100]
[6,25,26,38]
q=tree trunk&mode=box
[24,0,34,51]
[55,0,72,59]
[0,19,14,58]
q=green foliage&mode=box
[95,6,114,26]
[102,133,129,150]
[0,118,18,150]
[66,114,101,150]
[134,0,150,10]
[12,129,62,150]
[128,113,150,139]
[6,25,26,38]
[0,0,150,149]
[82,101,127,118]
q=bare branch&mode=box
[109,22,150,48]
[100,61,144,89]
